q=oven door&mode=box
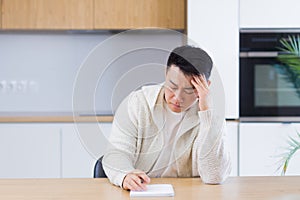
[240,53,300,121]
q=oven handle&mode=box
[240,51,279,58]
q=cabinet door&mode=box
[94,0,185,29]
[187,0,239,119]
[226,121,238,176]
[2,0,93,29]
[61,123,112,178]
[240,123,300,176]
[0,124,60,178]
[240,0,300,28]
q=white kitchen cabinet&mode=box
[0,122,112,179]
[61,123,112,178]
[187,0,239,119]
[0,123,60,178]
[239,123,300,176]
[0,121,238,178]
[240,0,300,28]
[226,121,238,176]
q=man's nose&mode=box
[174,89,184,102]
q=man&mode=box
[103,45,231,191]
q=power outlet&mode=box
[0,80,38,94]
[28,81,39,93]
[0,80,7,93]
[16,80,28,93]
[7,80,17,93]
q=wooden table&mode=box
[0,177,300,200]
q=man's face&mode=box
[164,65,198,113]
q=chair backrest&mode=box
[93,156,107,178]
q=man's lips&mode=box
[171,103,181,108]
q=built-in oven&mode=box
[240,29,300,122]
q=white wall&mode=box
[240,0,300,28]
[187,0,239,119]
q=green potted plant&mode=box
[277,130,300,175]
[276,35,300,175]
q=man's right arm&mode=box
[102,92,151,189]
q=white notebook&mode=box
[130,184,175,197]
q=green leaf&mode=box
[276,130,300,176]
[277,34,300,98]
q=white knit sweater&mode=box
[103,84,231,187]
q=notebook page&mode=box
[130,184,175,197]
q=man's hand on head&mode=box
[191,74,211,111]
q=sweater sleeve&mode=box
[102,92,139,187]
[193,109,232,184]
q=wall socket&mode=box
[0,80,7,93]
[0,80,39,94]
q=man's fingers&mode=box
[199,74,209,88]
[128,179,143,191]
[192,75,208,91]
[131,175,146,190]
[191,79,197,87]
[196,74,208,87]
[138,173,151,184]
[132,171,151,184]
[123,173,148,191]
[132,177,147,191]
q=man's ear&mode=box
[208,80,211,86]
[194,90,199,98]
[165,67,169,76]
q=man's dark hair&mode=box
[167,45,213,79]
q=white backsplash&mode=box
[0,30,184,115]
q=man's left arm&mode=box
[193,110,232,184]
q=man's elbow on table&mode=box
[201,174,227,185]
[201,165,231,184]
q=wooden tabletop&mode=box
[0,177,300,200]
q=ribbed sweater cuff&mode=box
[198,109,212,125]
[115,173,128,189]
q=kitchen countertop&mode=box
[0,115,113,123]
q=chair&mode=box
[93,155,107,178]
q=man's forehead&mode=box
[166,76,194,88]
[166,65,194,86]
